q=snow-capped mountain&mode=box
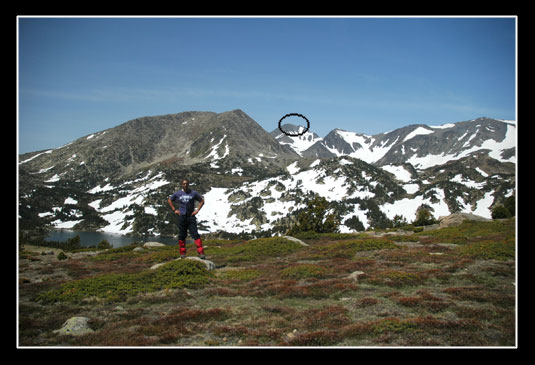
[270,123,324,157]
[18,111,516,238]
[277,117,516,169]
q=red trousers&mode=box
[178,238,204,256]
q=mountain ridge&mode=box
[19,109,300,180]
[272,117,515,169]
[18,110,516,237]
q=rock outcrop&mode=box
[438,213,490,228]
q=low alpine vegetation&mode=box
[20,218,515,347]
[36,260,212,303]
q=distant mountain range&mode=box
[18,110,516,238]
[271,117,515,168]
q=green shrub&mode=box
[97,239,112,249]
[456,238,515,260]
[288,195,339,235]
[36,259,212,303]
[344,215,365,231]
[392,214,408,228]
[220,237,304,263]
[90,245,142,262]
[280,264,329,280]
[291,231,362,241]
[504,195,515,217]
[413,207,437,227]
[491,205,511,219]
[311,238,397,259]
[369,270,425,287]
[220,268,262,281]
[413,219,515,245]
[373,318,417,334]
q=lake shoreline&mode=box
[44,229,181,248]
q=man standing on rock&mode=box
[167,179,206,259]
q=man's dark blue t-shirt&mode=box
[169,189,203,216]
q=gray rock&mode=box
[185,256,216,271]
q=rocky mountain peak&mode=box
[271,123,322,157]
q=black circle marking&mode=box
[278,113,310,137]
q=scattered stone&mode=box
[143,242,166,248]
[286,329,298,339]
[393,241,424,248]
[432,243,459,249]
[133,247,144,252]
[149,256,217,271]
[53,317,94,336]
[282,235,309,247]
[150,262,166,270]
[348,271,366,282]
[423,224,440,231]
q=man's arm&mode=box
[193,198,204,215]
[168,197,180,215]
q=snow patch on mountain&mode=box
[326,130,395,164]
[275,126,323,156]
[407,122,516,169]
[381,188,451,222]
[206,135,229,160]
[381,164,413,183]
[63,171,173,234]
[403,126,434,142]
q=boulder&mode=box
[438,213,490,228]
[53,317,94,336]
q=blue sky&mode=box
[18,16,516,154]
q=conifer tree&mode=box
[413,205,437,226]
[288,195,339,234]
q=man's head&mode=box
[181,179,190,192]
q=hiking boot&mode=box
[180,255,186,259]
[199,254,206,260]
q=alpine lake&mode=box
[45,230,185,248]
